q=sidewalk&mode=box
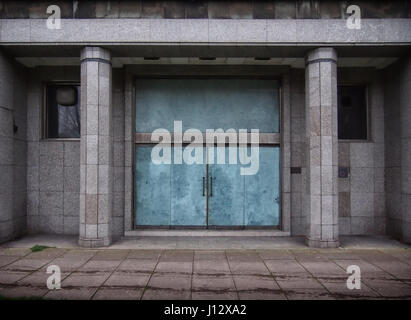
[0,235,410,300]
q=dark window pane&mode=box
[46,84,81,138]
[338,85,367,140]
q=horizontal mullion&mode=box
[134,132,280,145]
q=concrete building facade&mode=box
[0,1,410,248]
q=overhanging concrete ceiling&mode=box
[14,56,398,69]
[2,43,411,58]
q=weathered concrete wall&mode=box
[384,62,402,238]
[399,57,411,243]
[290,67,386,236]
[400,57,411,243]
[1,1,410,19]
[12,58,28,241]
[0,50,27,243]
[112,69,125,240]
[337,68,385,235]
[384,56,411,243]
[290,68,306,236]
[26,66,81,235]
[25,65,125,238]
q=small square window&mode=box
[338,85,367,140]
[44,83,81,139]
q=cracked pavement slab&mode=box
[0,246,410,300]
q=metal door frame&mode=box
[130,70,286,230]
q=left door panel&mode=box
[135,146,171,225]
[135,146,207,227]
[170,147,207,226]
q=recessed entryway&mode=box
[134,78,281,228]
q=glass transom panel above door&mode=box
[135,79,280,132]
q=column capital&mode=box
[80,46,111,63]
[306,47,337,64]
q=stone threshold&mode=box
[125,229,291,237]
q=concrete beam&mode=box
[0,19,410,45]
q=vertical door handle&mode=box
[210,177,213,197]
[202,177,205,196]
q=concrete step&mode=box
[124,229,291,237]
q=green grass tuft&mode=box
[30,245,53,252]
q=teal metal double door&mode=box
[135,146,280,228]
[134,78,281,228]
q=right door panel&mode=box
[208,147,245,227]
[245,146,280,226]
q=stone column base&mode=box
[78,237,111,248]
[305,237,340,248]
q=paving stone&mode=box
[60,249,97,259]
[155,261,192,274]
[78,260,122,272]
[17,270,70,288]
[316,250,362,260]
[39,257,90,272]
[292,252,330,262]
[332,259,394,280]
[142,288,191,300]
[258,250,294,260]
[276,275,324,290]
[265,260,308,275]
[192,274,236,292]
[92,250,129,261]
[127,250,162,260]
[299,261,346,277]
[0,255,19,268]
[104,272,150,288]
[228,261,270,275]
[117,259,157,273]
[383,250,411,265]
[0,248,31,257]
[45,287,98,300]
[194,260,231,275]
[227,252,261,262]
[192,291,238,300]
[0,285,48,299]
[2,247,411,300]
[0,271,31,285]
[233,275,280,291]
[333,259,383,273]
[160,251,194,262]
[284,288,335,300]
[318,278,381,299]
[4,258,52,271]
[238,290,287,300]
[359,250,397,263]
[24,248,66,260]
[148,274,191,291]
[93,287,143,300]
[194,251,227,261]
[363,279,411,298]
[62,272,111,288]
[368,261,411,279]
